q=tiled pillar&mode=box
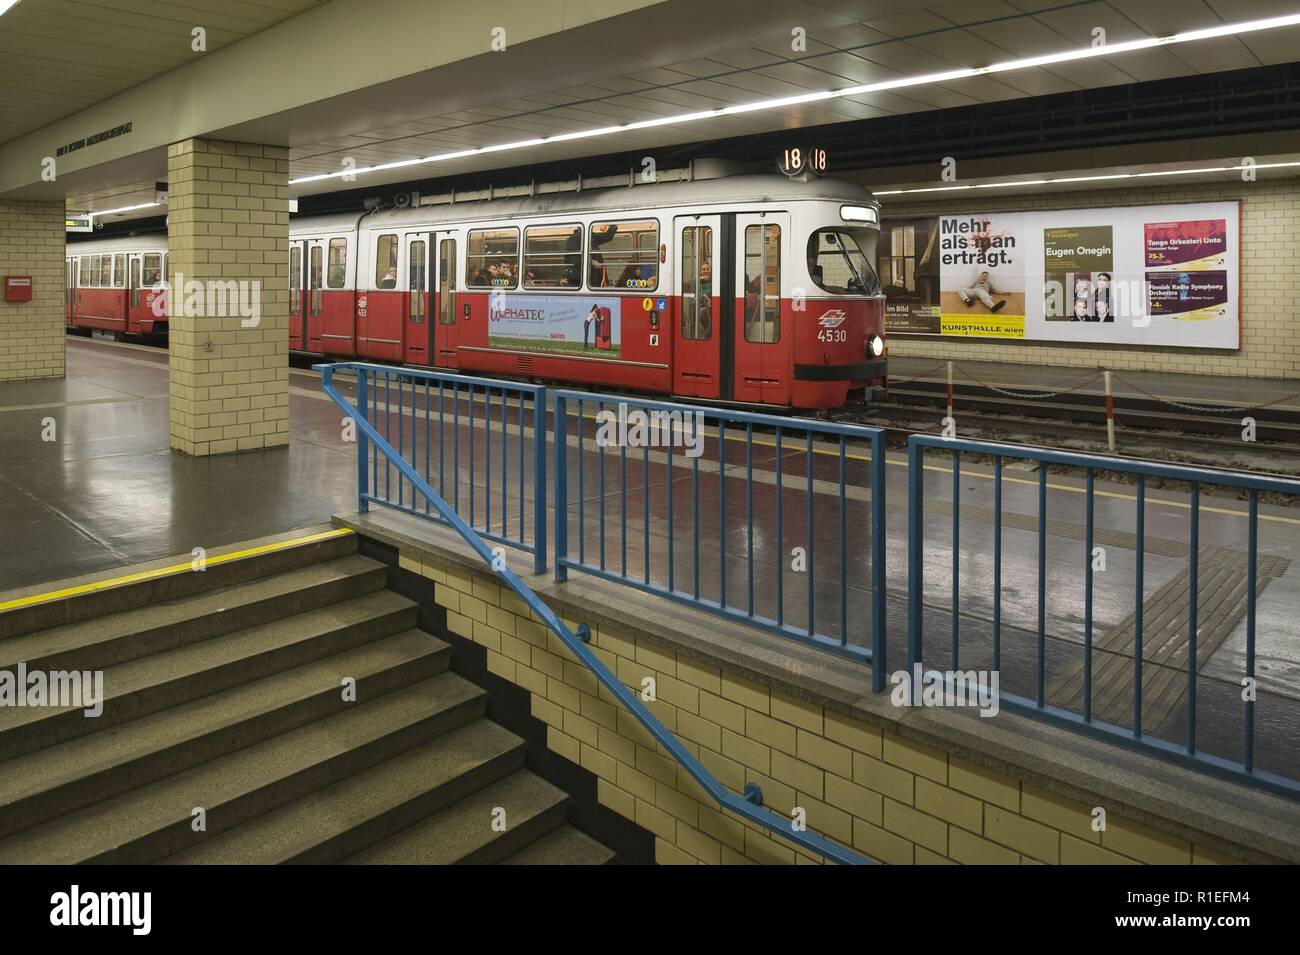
[167,138,289,455]
[0,199,65,381]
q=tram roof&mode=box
[291,174,878,235]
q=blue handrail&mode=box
[552,389,889,690]
[318,362,547,574]
[908,433,1300,799]
[317,363,874,865]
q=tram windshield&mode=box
[807,228,881,296]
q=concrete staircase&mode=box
[0,530,615,865]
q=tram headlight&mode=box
[868,334,885,357]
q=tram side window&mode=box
[328,238,348,289]
[80,257,92,288]
[409,239,427,324]
[466,229,519,289]
[142,254,162,288]
[439,238,457,325]
[589,220,658,290]
[113,254,126,288]
[523,224,582,289]
[743,224,781,344]
[289,246,302,315]
[374,234,398,289]
[680,225,713,341]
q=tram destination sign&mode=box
[778,146,828,179]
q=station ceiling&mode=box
[3,0,1299,218]
[0,0,322,146]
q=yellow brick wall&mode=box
[859,177,1300,380]
[402,550,1247,866]
[0,199,65,382]
[167,138,290,456]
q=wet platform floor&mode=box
[1,337,1296,782]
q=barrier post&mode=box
[946,361,954,420]
[1104,370,1116,452]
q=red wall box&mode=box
[4,276,33,302]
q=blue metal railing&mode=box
[553,390,889,690]
[318,364,873,864]
[314,362,547,574]
[907,433,1300,798]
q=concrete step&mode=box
[0,628,451,842]
[0,553,388,674]
[0,669,485,864]
[343,770,570,865]
[163,719,527,864]
[0,526,359,640]
[501,824,618,865]
[0,588,416,762]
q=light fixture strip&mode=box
[871,161,1300,195]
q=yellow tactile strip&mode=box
[0,528,354,614]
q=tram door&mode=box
[289,240,307,350]
[673,215,722,399]
[733,212,791,404]
[433,234,459,368]
[403,232,431,365]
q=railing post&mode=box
[906,436,923,674]
[533,386,548,575]
[871,430,887,693]
[553,393,568,582]
[356,367,369,513]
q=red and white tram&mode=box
[68,174,887,410]
[65,236,170,336]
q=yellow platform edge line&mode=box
[0,528,355,614]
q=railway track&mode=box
[851,379,1300,471]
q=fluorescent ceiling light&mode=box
[284,11,1300,186]
[0,1,23,17]
[81,201,160,218]
[871,161,1300,195]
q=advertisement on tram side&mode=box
[877,200,1240,349]
[488,293,623,358]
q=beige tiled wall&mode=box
[406,549,1246,866]
[167,138,290,456]
[0,199,65,382]
[862,177,1300,380]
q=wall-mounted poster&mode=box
[878,201,1240,349]
[488,294,624,358]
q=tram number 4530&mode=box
[817,328,847,343]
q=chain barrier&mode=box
[1110,373,1300,416]
[882,362,947,389]
[954,365,1102,401]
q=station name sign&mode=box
[56,122,134,158]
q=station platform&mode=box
[888,355,1300,414]
[1,336,1297,865]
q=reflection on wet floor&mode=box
[3,337,1297,784]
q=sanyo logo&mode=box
[817,309,847,328]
